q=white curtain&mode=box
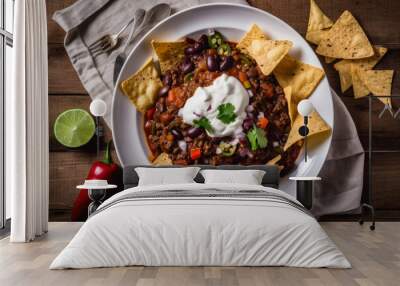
[7,0,49,242]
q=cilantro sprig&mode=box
[217,103,236,124]
[247,125,268,151]
[193,117,213,133]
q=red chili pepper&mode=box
[190,148,202,160]
[71,141,122,221]
[146,107,156,120]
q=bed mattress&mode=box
[50,183,350,269]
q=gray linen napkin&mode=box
[53,1,365,216]
[313,90,365,216]
[52,0,247,125]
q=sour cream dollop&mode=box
[178,74,249,137]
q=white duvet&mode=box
[50,183,350,269]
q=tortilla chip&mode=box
[334,46,387,93]
[247,39,292,76]
[237,24,268,53]
[284,111,331,151]
[267,155,282,166]
[358,70,394,106]
[352,66,370,99]
[334,60,354,92]
[151,40,187,73]
[325,56,335,64]
[283,86,297,126]
[316,10,374,59]
[307,0,333,31]
[120,58,162,113]
[274,55,325,102]
[306,30,330,46]
[152,152,173,166]
[305,0,333,45]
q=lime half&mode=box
[54,109,96,148]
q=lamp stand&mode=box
[298,116,309,163]
[95,116,104,158]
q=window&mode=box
[1,0,14,230]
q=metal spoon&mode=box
[113,4,172,86]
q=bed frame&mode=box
[123,165,280,189]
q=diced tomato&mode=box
[238,71,248,83]
[167,89,176,105]
[190,148,202,160]
[257,117,269,129]
[146,107,156,120]
[227,67,239,77]
[167,87,186,108]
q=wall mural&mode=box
[50,0,396,222]
[119,28,330,176]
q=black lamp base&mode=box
[296,180,313,210]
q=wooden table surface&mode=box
[46,0,400,218]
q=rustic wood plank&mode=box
[49,150,120,210]
[248,0,400,46]
[340,96,400,150]
[47,0,78,44]
[371,152,400,210]
[48,43,87,94]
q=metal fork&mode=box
[378,103,394,118]
[394,106,400,119]
[88,17,136,56]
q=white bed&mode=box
[50,183,350,269]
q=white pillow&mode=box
[135,167,201,186]
[200,169,266,185]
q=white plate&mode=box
[112,3,333,196]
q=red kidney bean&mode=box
[185,42,203,55]
[184,46,196,55]
[158,86,170,97]
[207,55,219,72]
[211,137,221,144]
[162,74,172,87]
[193,42,203,53]
[243,118,254,131]
[182,61,194,74]
[219,56,234,71]
[199,34,209,49]
[187,127,203,138]
[171,129,183,140]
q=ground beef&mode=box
[144,35,301,174]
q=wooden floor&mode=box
[0,222,399,286]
